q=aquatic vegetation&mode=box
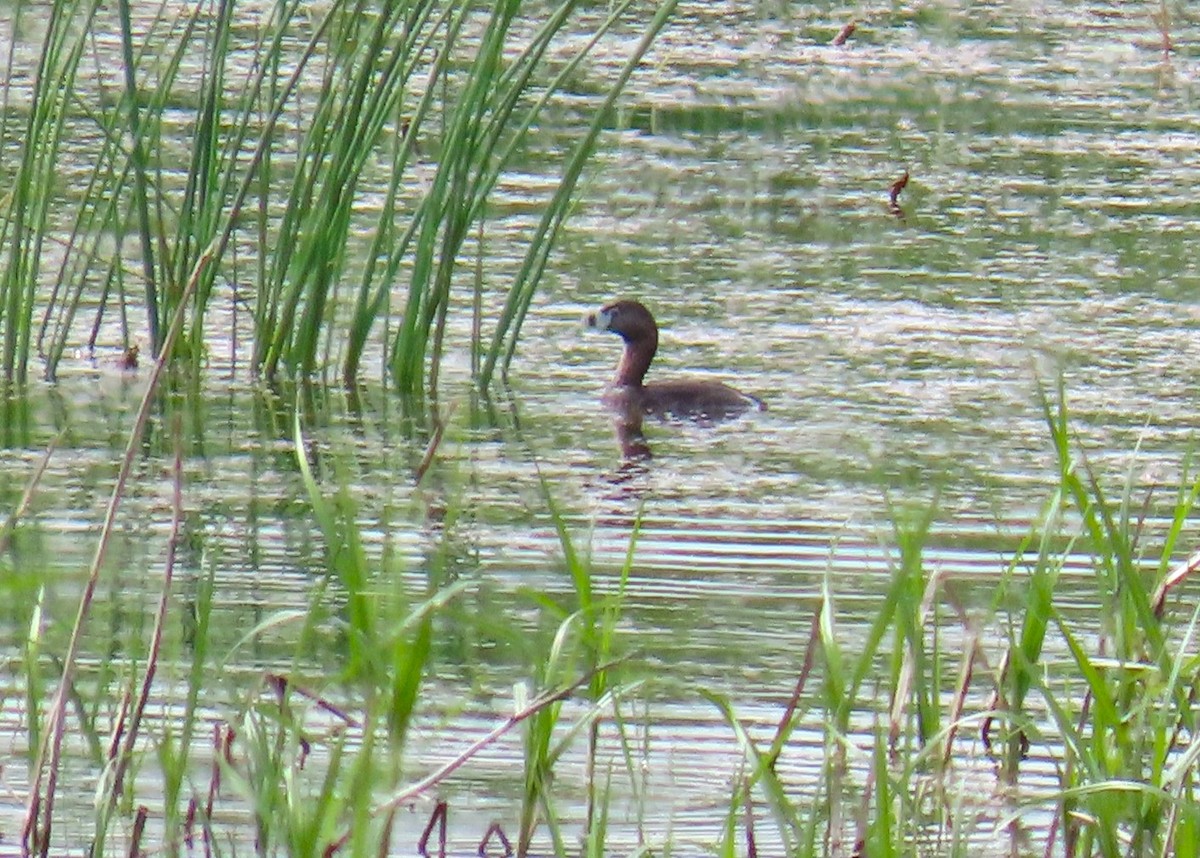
[8,378,1200,856]
[0,0,676,395]
[707,385,1200,856]
[4,0,1199,853]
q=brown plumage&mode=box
[585,299,765,419]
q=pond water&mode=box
[3,0,1200,855]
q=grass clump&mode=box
[993,383,1200,855]
[16,404,640,856]
[0,0,678,394]
[707,383,1200,856]
[12,299,1200,857]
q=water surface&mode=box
[3,1,1200,854]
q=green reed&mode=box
[147,414,632,857]
[0,0,677,393]
[1002,385,1200,855]
[696,383,1200,856]
[514,478,638,856]
[13,324,1200,856]
[479,0,678,389]
[1,0,95,383]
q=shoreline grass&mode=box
[5,376,1200,855]
[0,0,678,396]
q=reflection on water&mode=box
[4,0,1200,854]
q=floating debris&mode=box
[888,170,909,216]
[832,20,856,46]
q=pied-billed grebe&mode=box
[585,299,765,418]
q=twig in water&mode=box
[110,412,185,804]
[417,800,447,857]
[831,20,856,46]
[888,170,909,216]
[767,609,820,769]
[415,404,456,485]
[379,806,399,858]
[1152,547,1200,616]
[106,691,131,766]
[129,805,148,858]
[206,723,233,827]
[184,797,197,850]
[266,673,362,729]
[850,764,873,858]
[325,666,616,853]
[941,587,984,768]
[1044,799,1062,858]
[980,650,1030,768]
[944,631,980,767]
[743,786,757,858]
[479,821,513,857]
[0,431,62,556]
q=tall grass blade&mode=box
[292,402,376,681]
[0,0,98,384]
[705,689,803,854]
[115,0,160,353]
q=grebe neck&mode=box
[614,330,656,388]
